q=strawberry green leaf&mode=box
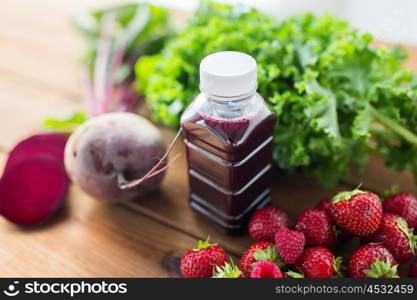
[396,217,417,253]
[363,258,399,278]
[192,236,217,251]
[253,247,276,262]
[285,270,304,278]
[333,256,344,277]
[252,246,286,269]
[212,259,242,278]
[332,187,364,203]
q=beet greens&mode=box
[74,2,169,115]
[43,3,170,132]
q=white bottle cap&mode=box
[200,51,257,99]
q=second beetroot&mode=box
[0,157,69,226]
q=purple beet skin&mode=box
[64,113,166,203]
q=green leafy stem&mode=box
[369,105,417,146]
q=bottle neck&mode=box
[205,93,258,119]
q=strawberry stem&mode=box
[192,236,217,252]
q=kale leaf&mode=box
[135,0,417,186]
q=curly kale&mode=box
[135,1,417,187]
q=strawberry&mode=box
[250,260,283,278]
[295,247,342,278]
[330,188,382,236]
[181,238,227,278]
[275,228,305,264]
[315,200,352,243]
[383,192,417,229]
[348,244,398,278]
[295,208,335,248]
[410,257,417,277]
[316,199,332,214]
[240,241,284,277]
[212,260,243,278]
[365,213,417,264]
[248,206,289,241]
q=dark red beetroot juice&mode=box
[180,51,276,234]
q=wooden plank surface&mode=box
[0,0,415,277]
[0,152,205,277]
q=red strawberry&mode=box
[240,241,284,277]
[365,213,417,264]
[295,247,342,278]
[181,238,227,278]
[330,189,382,236]
[248,207,289,241]
[383,192,417,229]
[410,257,417,277]
[212,260,243,278]
[348,244,398,278]
[275,228,305,264]
[295,209,335,248]
[315,200,352,243]
[316,199,332,214]
[250,261,283,278]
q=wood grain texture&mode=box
[0,151,225,277]
[0,0,416,277]
[0,0,189,98]
[0,0,121,96]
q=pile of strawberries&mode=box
[180,187,417,278]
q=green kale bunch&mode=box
[136,0,417,186]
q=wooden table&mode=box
[0,0,416,277]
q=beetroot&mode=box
[0,157,69,226]
[5,133,68,172]
[64,112,167,203]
